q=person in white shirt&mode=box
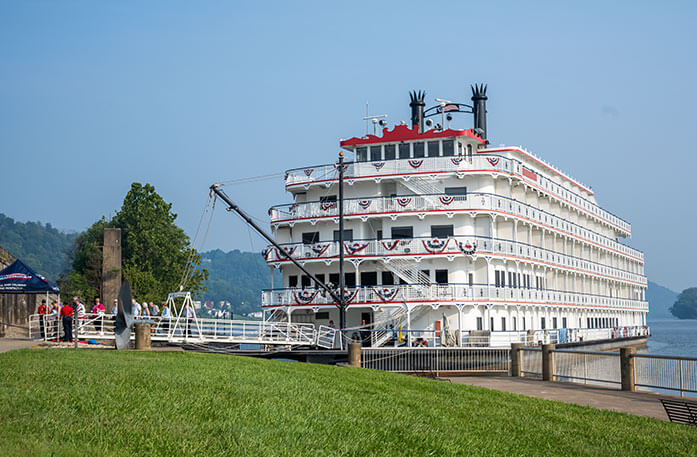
[160,303,171,334]
[131,299,141,318]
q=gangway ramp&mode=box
[29,314,338,349]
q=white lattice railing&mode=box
[270,192,642,262]
[264,235,646,287]
[284,153,631,236]
[262,284,649,312]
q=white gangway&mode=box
[28,292,339,349]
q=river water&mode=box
[645,318,697,358]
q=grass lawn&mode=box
[0,349,695,457]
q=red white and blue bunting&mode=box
[422,238,449,254]
[487,157,499,167]
[304,168,314,177]
[451,157,464,166]
[397,197,412,207]
[458,240,477,255]
[408,160,423,169]
[310,244,329,257]
[344,242,369,255]
[439,196,455,205]
[372,162,385,171]
[320,201,336,211]
[358,200,372,209]
[343,288,359,303]
[373,287,399,302]
[274,246,297,260]
[294,290,319,305]
[262,248,272,260]
[381,240,400,251]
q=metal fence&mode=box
[520,348,542,378]
[553,349,621,387]
[634,354,697,397]
[361,347,510,374]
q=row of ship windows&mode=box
[300,224,457,244]
[475,316,619,332]
[355,140,475,162]
[288,270,546,289]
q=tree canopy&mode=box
[670,287,697,319]
[61,183,207,302]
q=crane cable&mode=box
[179,195,216,290]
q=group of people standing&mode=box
[37,296,195,342]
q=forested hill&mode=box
[200,249,279,315]
[0,213,76,281]
[647,280,679,319]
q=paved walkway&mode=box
[0,337,42,353]
[445,376,673,421]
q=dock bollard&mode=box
[620,347,636,392]
[542,344,556,381]
[510,343,523,377]
[349,342,361,367]
[135,323,151,350]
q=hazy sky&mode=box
[1,1,696,292]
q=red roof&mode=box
[340,124,487,147]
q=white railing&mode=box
[634,354,697,397]
[264,236,647,287]
[27,314,335,348]
[361,347,510,373]
[285,154,631,236]
[262,284,649,312]
[553,349,622,387]
[270,192,642,262]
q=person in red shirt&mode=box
[37,299,48,339]
[60,303,74,342]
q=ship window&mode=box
[552,317,558,329]
[512,317,517,331]
[377,230,383,240]
[420,269,431,281]
[541,317,546,329]
[442,140,454,156]
[435,269,448,284]
[384,144,396,160]
[490,317,495,331]
[476,317,483,331]
[522,317,526,330]
[501,317,506,331]
[301,275,311,288]
[445,187,467,198]
[370,145,382,161]
[431,225,453,238]
[329,273,339,287]
[356,147,368,162]
[333,229,353,241]
[428,141,440,157]
[360,271,378,286]
[468,273,474,287]
[391,226,413,239]
[345,273,356,287]
[399,143,410,159]
[288,275,298,288]
[315,312,329,320]
[302,232,319,244]
[381,272,394,285]
[320,195,337,202]
[562,317,567,328]
[413,142,425,158]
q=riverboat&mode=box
[261,85,649,347]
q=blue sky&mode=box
[1,1,696,292]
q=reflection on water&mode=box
[645,318,697,358]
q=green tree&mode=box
[670,287,697,319]
[61,183,207,302]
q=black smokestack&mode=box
[410,90,426,133]
[471,84,488,139]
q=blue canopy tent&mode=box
[0,259,60,337]
[0,259,60,293]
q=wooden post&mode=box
[542,343,556,381]
[620,347,636,392]
[511,343,523,377]
[348,342,361,367]
[135,323,151,350]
